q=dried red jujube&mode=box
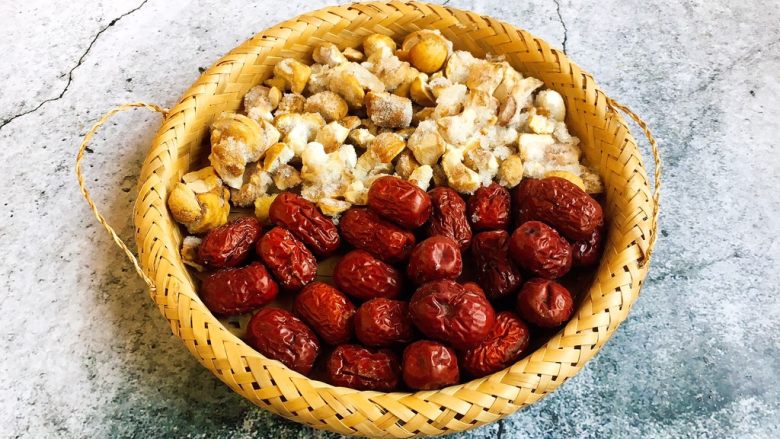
[368,176,432,229]
[402,340,460,390]
[354,298,415,347]
[268,192,340,256]
[257,226,317,290]
[426,187,472,250]
[460,311,530,377]
[326,345,400,391]
[407,236,463,286]
[200,262,278,315]
[468,182,511,231]
[294,282,356,345]
[339,208,416,263]
[334,250,403,301]
[516,278,574,328]
[509,221,572,279]
[245,307,320,375]
[198,216,262,268]
[471,230,522,300]
[572,224,604,268]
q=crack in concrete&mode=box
[0,0,150,132]
[553,0,568,54]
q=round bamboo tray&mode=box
[77,2,660,437]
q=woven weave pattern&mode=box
[132,2,656,436]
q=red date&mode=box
[516,278,574,328]
[572,224,604,267]
[200,262,279,316]
[198,217,262,268]
[326,345,400,391]
[471,230,522,300]
[407,236,463,286]
[354,298,415,347]
[257,226,317,290]
[409,280,495,347]
[294,282,356,345]
[427,187,472,251]
[334,250,403,301]
[514,177,603,241]
[339,208,416,263]
[460,311,530,377]
[402,340,459,390]
[509,221,572,279]
[462,282,485,297]
[269,192,340,256]
[368,176,432,229]
[245,307,320,375]
[468,182,511,231]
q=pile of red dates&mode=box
[195,175,604,391]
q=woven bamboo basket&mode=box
[76,1,660,437]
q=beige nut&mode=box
[312,42,348,66]
[276,93,306,115]
[209,113,271,188]
[466,61,505,95]
[409,74,436,107]
[364,91,412,128]
[273,58,311,94]
[408,165,434,191]
[344,180,368,205]
[465,148,499,186]
[528,112,557,134]
[244,85,281,122]
[254,194,278,224]
[274,112,326,155]
[441,149,481,194]
[369,132,406,163]
[444,50,478,83]
[262,142,294,173]
[498,154,524,188]
[304,91,349,122]
[395,150,420,179]
[412,107,435,125]
[347,128,375,149]
[316,121,351,153]
[168,183,230,234]
[264,76,287,91]
[578,166,604,194]
[535,89,566,121]
[342,47,364,62]
[272,164,302,190]
[318,198,352,216]
[306,63,333,94]
[339,115,362,130]
[431,163,447,187]
[181,166,222,194]
[363,34,397,59]
[181,236,204,272]
[407,120,446,165]
[231,164,273,207]
[401,30,452,74]
[328,69,365,108]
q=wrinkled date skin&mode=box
[572,224,604,268]
[294,282,356,345]
[471,230,522,300]
[409,280,496,347]
[257,226,317,290]
[509,221,572,279]
[407,236,463,286]
[339,208,416,263]
[354,298,415,347]
[426,187,472,250]
[198,217,262,268]
[200,262,279,316]
[269,192,340,256]
[402,340,460,390]
[245,307,320,375]
[514,177,603,241]
[516,278,574,328]
[462,282,485,297]
[461,311,530,377]
[468,182,511,231]
[368,176,432,229]
[326,344,400,391]
[334,250,403,301]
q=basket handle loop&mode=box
[605,97,661,265]
[75,102,169,292]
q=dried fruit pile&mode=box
[191,175,604,391]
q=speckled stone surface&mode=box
[1,0,779,437]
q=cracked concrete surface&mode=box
[1,0,779,438]
[0,0,150,130]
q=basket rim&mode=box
[133,1,656,436]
